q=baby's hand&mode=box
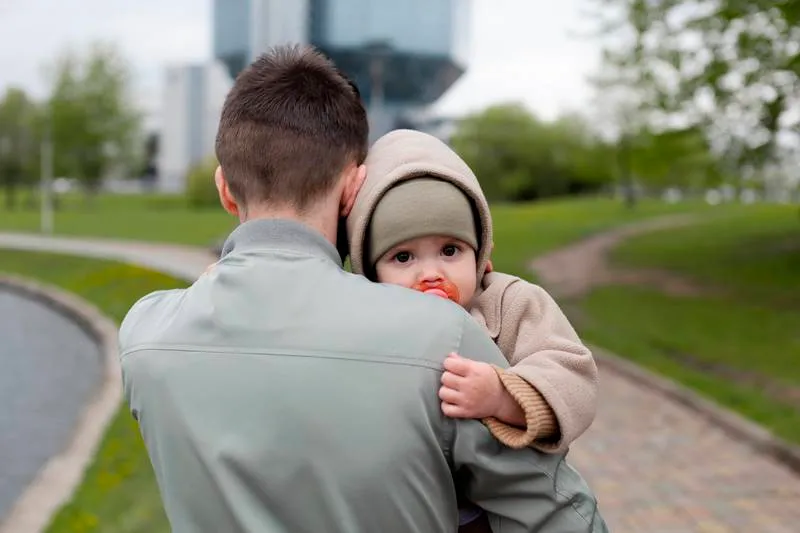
[439,353,505,419]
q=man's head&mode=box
[214,44,368,221]
[370,178,480,307]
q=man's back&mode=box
[120,220,474,532]
[120,220,605,533]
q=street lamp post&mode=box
[40,108,54,235]
[365,40,392,143]
[0,135,11,211]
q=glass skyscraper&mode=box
[212,0,471,137]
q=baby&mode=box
[346,129,599,531]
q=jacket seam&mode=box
[120,343,444,372]
[441,315,467,468]
[521,453,595,526]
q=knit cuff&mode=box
[482,369,559,450]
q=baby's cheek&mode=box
[456,279,478,306]
[376,264,413,288]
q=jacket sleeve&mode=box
[450,314,608,533]
[485,281,598,453]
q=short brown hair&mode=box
[215,44,368,211]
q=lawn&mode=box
[1,191,704,277]
[488,196,705,278]
[611,203,800,308]
[577,203,800,444]
[0,194,704,531]
[0,193,235,246]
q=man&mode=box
[119,44,607,533]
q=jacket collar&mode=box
[220,218,342,267]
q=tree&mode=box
[45,42,142,195]
[629,126,722,192]
[450,103,617,203]
[587,0,800,177]
[0,87,41,209]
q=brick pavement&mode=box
[569,359,800,532]
[3,230,800,532]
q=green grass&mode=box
[577,203,800,444]
[0,250,183,532]
[610,203,800,307]
[470,196,704,278]
[0,193,234,246]
[0,192,704,276]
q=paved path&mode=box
[0,289,101,522]
[531,217,800,533]
[2,229,799,532]
[0,233,216,281]
[530,214,703,299]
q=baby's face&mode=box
[375,235,477,307]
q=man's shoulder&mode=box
[338,273,473,357]
[118,287,187,353]
[347,272,469,322]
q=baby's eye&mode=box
[394,251,412,263]
[442,245,459,257]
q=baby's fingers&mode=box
[441,402,471,419]
[438,385,462,405]
[443,353,472,377]
[441,370,464,390]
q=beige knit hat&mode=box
[348,129,493,282]
[368,177,478,266]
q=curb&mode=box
[0,275,121,533]
[590,344,800,475]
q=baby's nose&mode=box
[419,265,444,283]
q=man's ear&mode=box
[215,165,240,217]
[340,163,367,217]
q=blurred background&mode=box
[0,1,798,532]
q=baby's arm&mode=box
[440,354,557,444]
[441,280,598,453]
[439,353,526,425]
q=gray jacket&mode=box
[119,219,606,533]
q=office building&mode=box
[158,62,232,193]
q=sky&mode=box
[0,0,602,128]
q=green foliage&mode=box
[46,41,142,192]
[0,42,143,209]
[0,87,42,208]
[588,0,800,171]
[185,156,220,209]
[627,126,723,190]
[450,103,617,202]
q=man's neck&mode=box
[240,205,337,246]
